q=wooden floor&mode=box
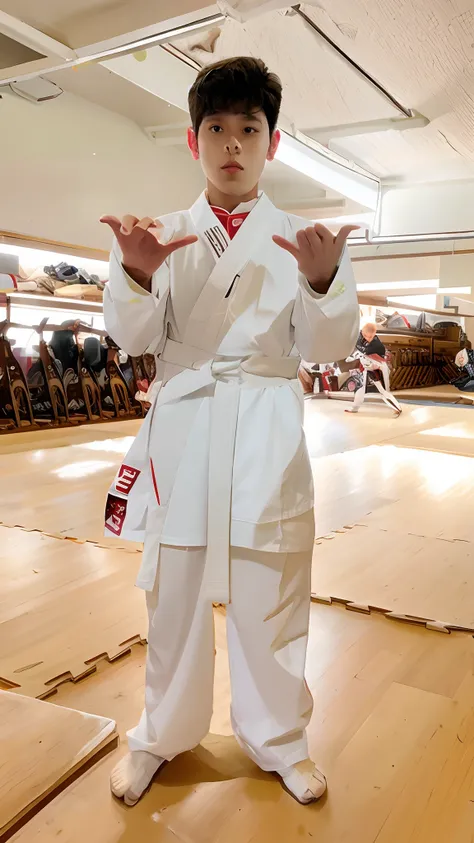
[312,524,474,631]
[0,421,141,549]
[10,606,474,843]
[0,527,146,698]
[303,401,474,629]
[327,383,474,405]
[394,384,474,405]
[2,399,474,842]
[0,691,116,838]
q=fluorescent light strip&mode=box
[438,287,471,294]
[357,280,438,292]
[276,131,379,211]
[359,282,472,294]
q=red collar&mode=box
[211,205,249,240]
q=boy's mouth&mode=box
[222,161,244,173]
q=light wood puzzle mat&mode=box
[0,419,142,456]
[0,426,140,549]
[310,421,474,630]
[0,527,147,699]
[394,383,474,405]
[10,605,474,843]
[0,690,117,839]
[0,402,469,545]
[0,402,473,710]
[355,450,474,544]
[0,401,471,543]
[304,395,474,458]
[329,383,474,406]
[312,525,474,631]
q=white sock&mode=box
[110,751,164,806]
[279,759,327,804]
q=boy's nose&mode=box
[225,136,241,155]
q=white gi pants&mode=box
[128,544,313,772]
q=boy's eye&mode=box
[210,125,223,133]
[244,127,257,134]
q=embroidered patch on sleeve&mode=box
[105,494,127,535]
[115,465,140,496]
[329,282,346,298]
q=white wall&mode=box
[353,255,440,285]
[438,253,474,342]
[0,90,204,250]
[439,254,474,289]
[379,181,474,237]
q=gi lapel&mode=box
[185,192,281,348]
[189,190,230,264]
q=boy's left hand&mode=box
[273,223,359,294]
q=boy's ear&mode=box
[187,127,200,160]
[267,129,280,162]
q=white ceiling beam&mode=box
[76,7,224,62]
[304,113,430,144]
[216,0,289,21]
[0,10,77,61]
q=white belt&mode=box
[151,338,300,604]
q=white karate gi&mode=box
[103,191,359,769]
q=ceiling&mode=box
[173,1,474,183]
[39,59,350,218]
[44,64,186,128]
[0,0,209,48]
[2,0,474,222]
[0,32,44,70]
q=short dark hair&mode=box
[188,57,282,136]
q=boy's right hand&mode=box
[100,215,198,289]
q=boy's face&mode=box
[188,109,280,198]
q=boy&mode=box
[345,322,402,415]
[101,57,359,806]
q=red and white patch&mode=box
[115,464,140,496]
[105,494,127,536]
